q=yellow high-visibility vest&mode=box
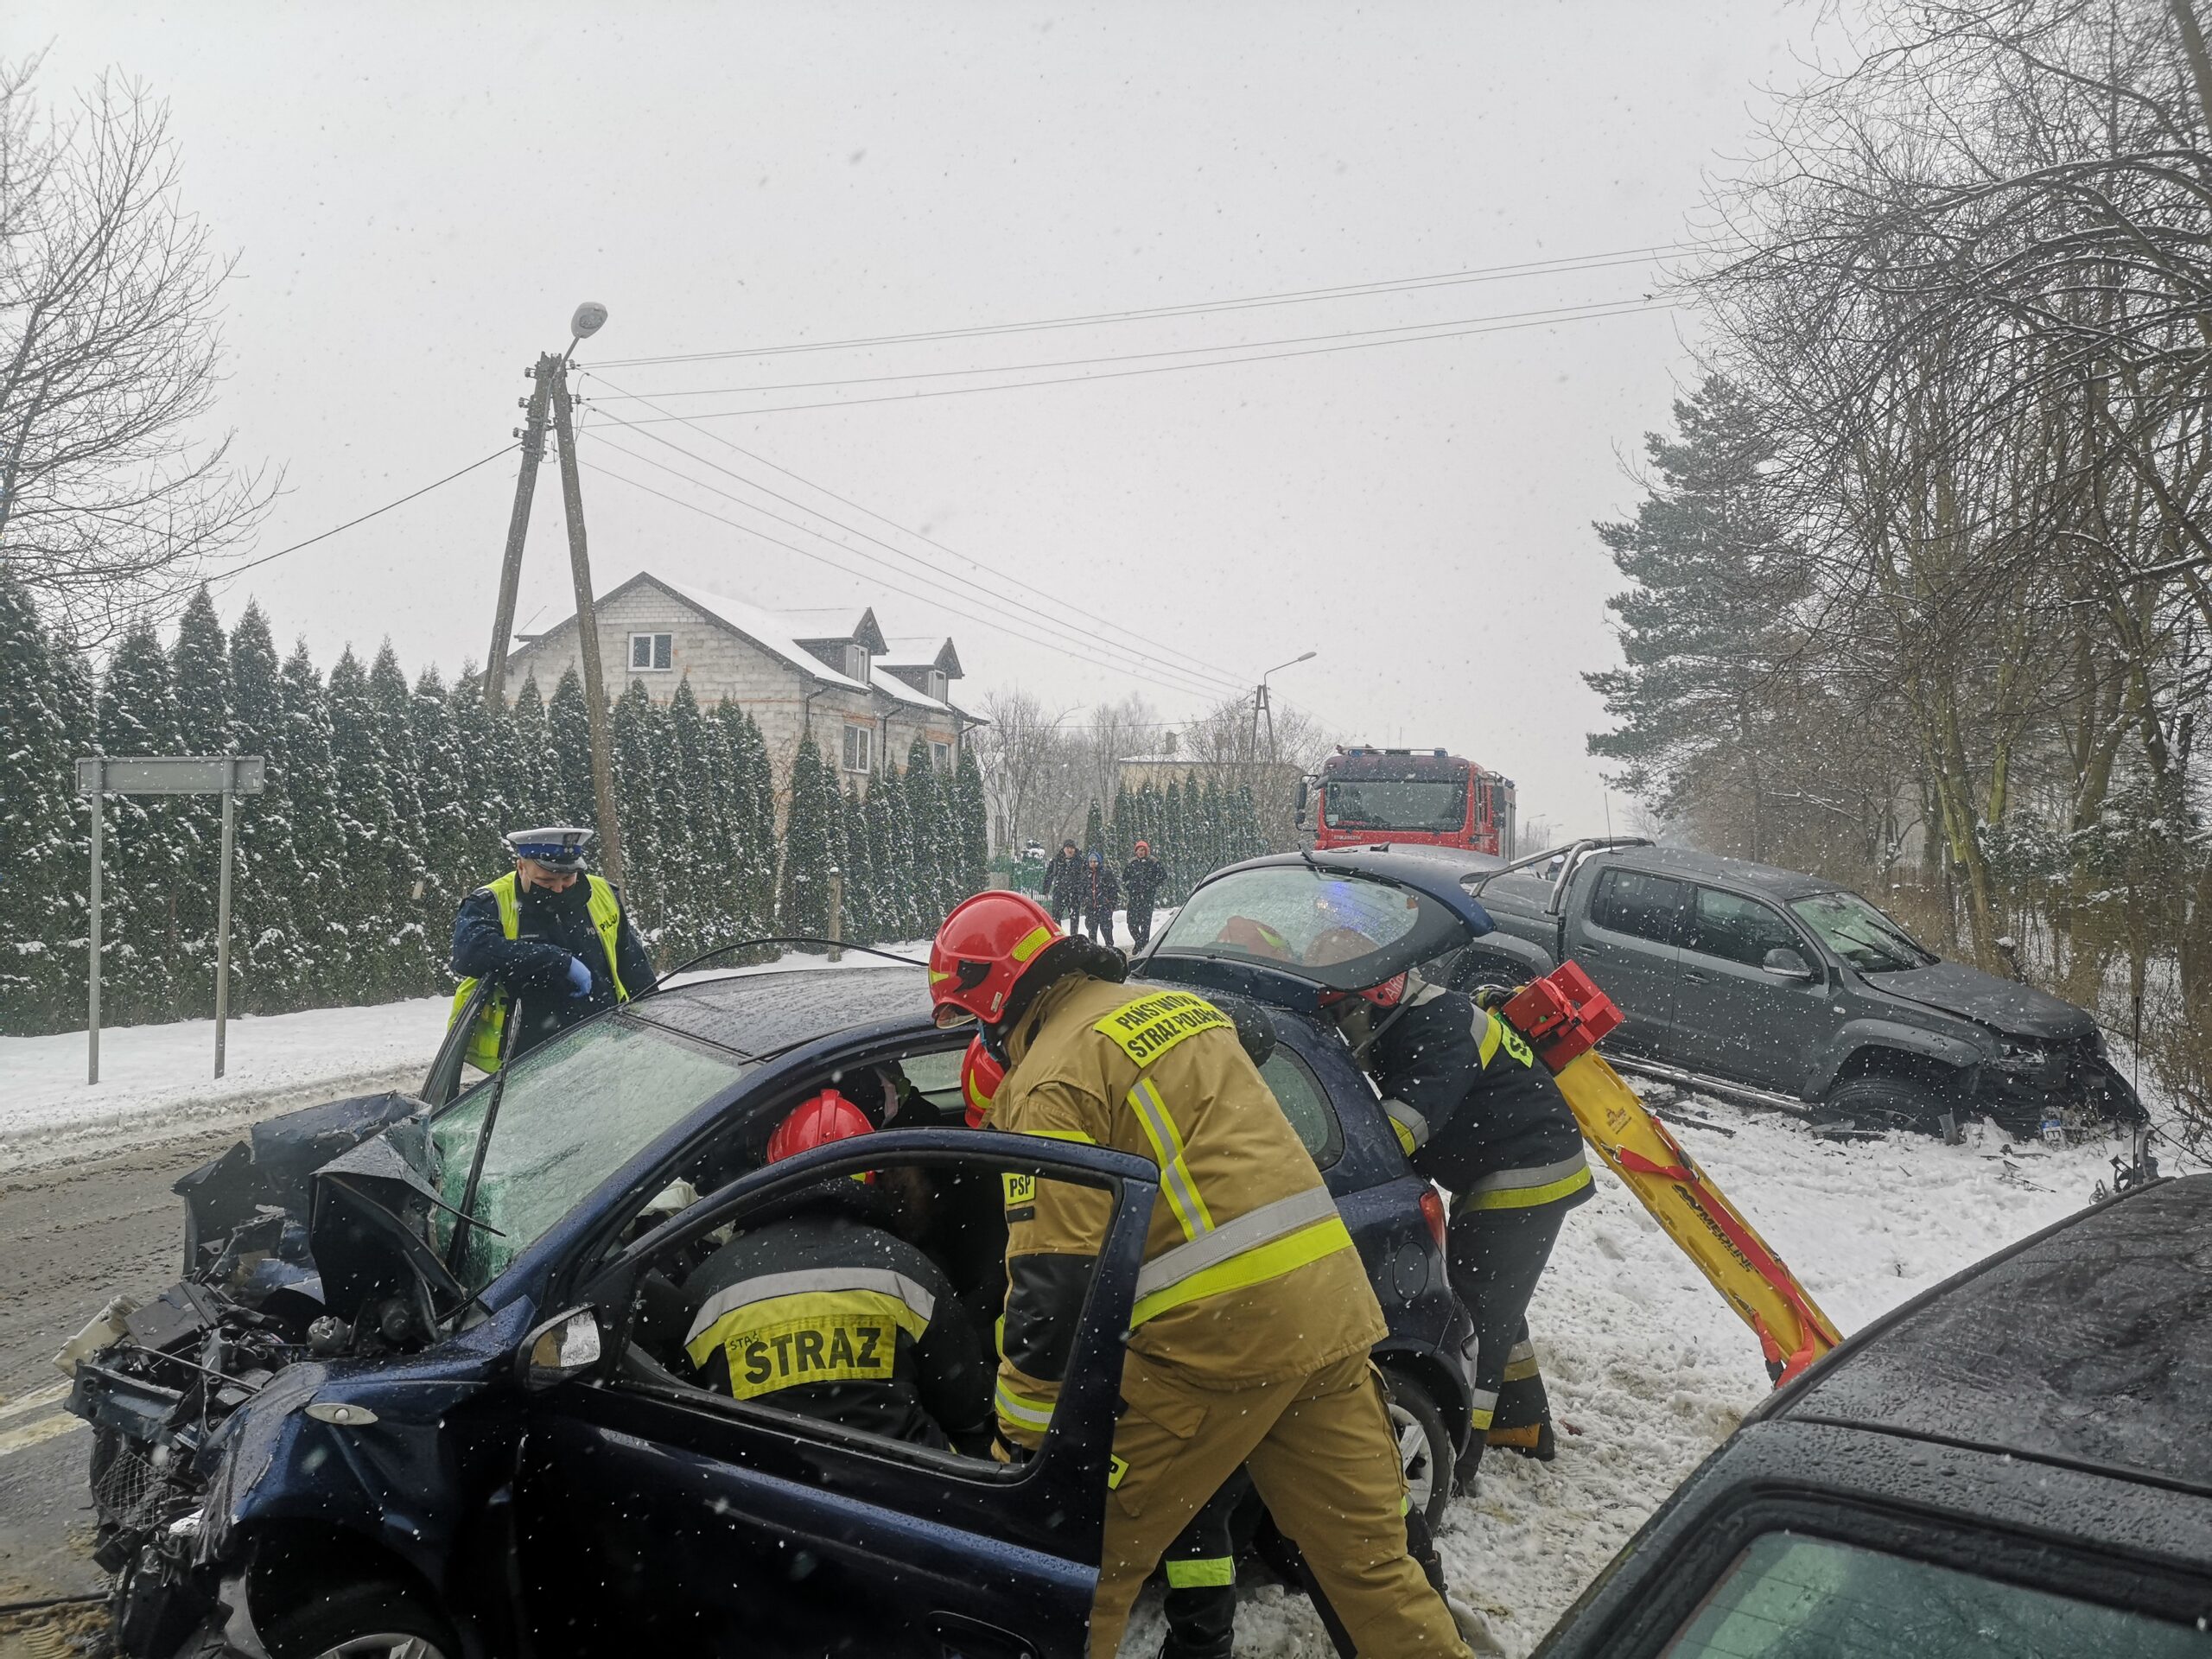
[447,871,629,1073]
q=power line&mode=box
[579,411,1252,698]
[582,371,1263,695]
[592,294,1675,403]
[582,241,1717,369]
[580,454,1248,707]
[215,443,520,581]
[592,299,1678,424]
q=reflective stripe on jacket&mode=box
[446,870,629,1072]
[990,974,1386,1446]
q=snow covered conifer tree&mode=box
[1083,798,1103,855]
[905,739,953,930]
[955,747,988,899]
[96,623,182,1021]
[546,669,597,830]
[664,678,719,957]
[226,604,306,1013]
[48,626,99,1029]
[168,588,230,1009]
[878,758,919,938]
[327,648,415,1001]
[0,567,76,1031]
[411,666,472,934]
[366,643,433,987]
[1109,783,1132,862]
[779,733,833,936]
[717,702,778,939]
[279,642,345,1003]
[447,670,512,884]
[839,778,878,946]
[862,771,896,941]
[611,679,665,944]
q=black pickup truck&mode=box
[1444,839,2141,1136]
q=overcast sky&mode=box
[14,3,1832,834]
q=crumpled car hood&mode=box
[1870,961,2095,1041]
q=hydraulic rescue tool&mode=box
[1497,963,1843,1384]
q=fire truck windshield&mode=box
[1322,778,1466,833]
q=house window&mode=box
[842,724,873,774]
[629,632,673,671]
[844,643,871,685]
[931,741,950,772]
[927,669,949,702]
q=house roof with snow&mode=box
[511,573,982,723]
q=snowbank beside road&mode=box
[0,996,454,1167]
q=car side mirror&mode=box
[516,1306,604,1392]
[1296,780,1310,812]
[1762,947,1815,982]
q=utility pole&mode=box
[485,355,556,709]
[545,353,624,887]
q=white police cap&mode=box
[504,826,594,869]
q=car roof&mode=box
[1604,843,1835,900]
[1770,1173,2212,1496]
[628,964,934,1058]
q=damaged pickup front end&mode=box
[60,1090,524,1659]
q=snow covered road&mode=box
[0,973,2137,1654]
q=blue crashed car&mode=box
[67,859,1491,1659]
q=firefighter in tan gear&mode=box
[928,892,1471,1659]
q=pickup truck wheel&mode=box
[1823,1075,1951,1135]
[1380,1370,1455,1534]
[262,1580,459,1659]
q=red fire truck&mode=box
[1307,747,1518,856]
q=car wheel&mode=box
[1823,1074,1952,1135]
[1381,1370,1455,1534]
[262,1580,460,1659]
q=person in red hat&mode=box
[677,1089,993,1453]
[927,891,1471,1659]
[1121,838,1166,952]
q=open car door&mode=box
[508,1128,1158,1659]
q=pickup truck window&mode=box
[1591,869,1691,944]
[1686,887,1803,969]
[1661,1530,2210,1657]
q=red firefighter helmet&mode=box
[929,890,1062,1028]
[960,1036,1005,1128]
[1214,915,1295,962]
[767,1089,876,1179]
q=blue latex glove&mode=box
[563,956,594,998]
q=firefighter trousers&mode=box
[1447,1196,1568,1488]
[1091,1351,1471,1659]
[1159,1470,1249,1659]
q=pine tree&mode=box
[692,694,745,949]
[664,678,719,959]
[906,739,955,930]
[327,648,414,1001]
[611,679,665,944]
[504,675,554,824]
[0,567,77,1032]
[954,747,989,899]
[448,670,513,893]
[718,702,779,940]
[367,643,433,988]
[1083,798,1104,855]
[1109,783,1133,863]
[779,734,834,937]
[878,759,919,938]
[838,778,877,945]
[862,771,897,941]
[226,604,306,1014]
[96,623,183,1022]
[168,588,231,1014]
[280,642,346,1003]
[546,669,597,830]
[411,666,474,943]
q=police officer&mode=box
[928,892,1471,1659]
[1314,933,1590,1487]
[448,827,658,1071]
[681,1090,995,1453]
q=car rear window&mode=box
[1662,1531,2212,1657]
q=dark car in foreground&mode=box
[1442,838,2141,1135]
[1531,1170,2212,1657]
[65,928,1479,1657]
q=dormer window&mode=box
[927,669,948,702]
[845,643,871,685]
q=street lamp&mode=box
[1254,650,1317,765]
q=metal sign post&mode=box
[77,755,267,1084]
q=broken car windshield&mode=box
[429,1017,753,1293]
[1789,891,1934,975]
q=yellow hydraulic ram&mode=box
[1499,963,1843,1384]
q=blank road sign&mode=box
[77,756,267,796]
